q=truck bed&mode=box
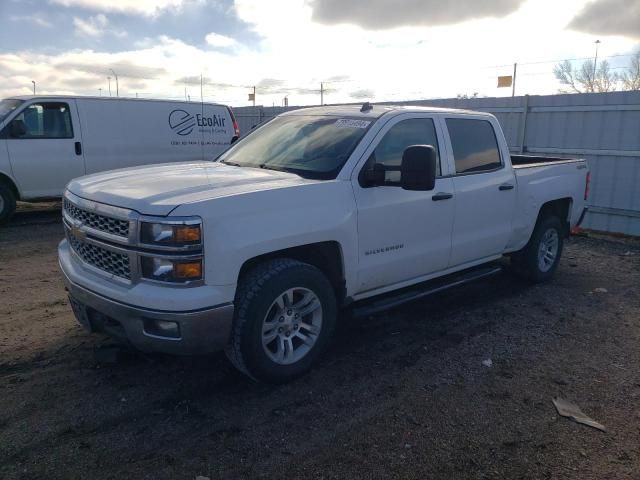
[511,154,584,169]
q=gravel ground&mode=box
[1,208,639,480]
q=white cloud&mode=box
[50,0,189,17]
[205,32,237,48]
[2,0,639,105]
[73,14,127,38]
[73,14,108,36]
[9,14,53,28]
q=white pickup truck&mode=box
[58,104,589,382]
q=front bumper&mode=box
[61,265,234,355]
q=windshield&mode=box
[0,99,24,124]
[218,115,373,179]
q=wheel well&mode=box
[0,173,19,200]
[238,242,346,303]
[537,198,572,236]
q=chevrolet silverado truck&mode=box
[58,104,589,382]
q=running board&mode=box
[351,264,503,318]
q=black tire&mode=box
[225,258,337,383]
[511,215,564,283]
[0,182,17,225]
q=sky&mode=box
[0,0,638,106]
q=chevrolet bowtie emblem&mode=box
[71,220,86,241]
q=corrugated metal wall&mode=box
[233,91,640,236]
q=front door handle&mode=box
[499,183,514,191]
[432,192,454,201]
[75,141,82,156]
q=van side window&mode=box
[446,118,502,174]
[369,118,440,184]
[11,103,73,139]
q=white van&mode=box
[0,96,239,222]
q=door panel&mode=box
[352,114,455,294]
[6,100,84,199]
[354,178,455,292]
[450,169,516,265]
[445,117,517,266]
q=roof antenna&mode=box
[360,101,373,112]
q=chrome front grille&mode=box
[65,226,131,280]
[63,198,130,238]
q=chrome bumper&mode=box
[61,266,234,355]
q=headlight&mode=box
[140,220,202,247]
[140,257,203,283]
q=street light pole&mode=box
[107,76,111,96]
[593,40,601,74]
[109,68,119,97]
[31,81,36,95]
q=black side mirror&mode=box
[9,119,27,138]
[400,145,437,191]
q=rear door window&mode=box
[11,102,74,139]
[446,118,502,174]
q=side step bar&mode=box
[351,264,503,318]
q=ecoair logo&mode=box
[169,109,227,136]
[169,109,196,136]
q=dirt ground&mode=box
[1,206,639,480]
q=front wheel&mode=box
[226,258,336,383]
[511,215,564,283]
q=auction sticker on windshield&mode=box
[335,119,371,129]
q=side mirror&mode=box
[400,145,437,191]
[9,119,27,138]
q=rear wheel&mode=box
[0,183,16,225]
[511,215,564,283]
[226,258,336,383]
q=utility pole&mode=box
[512,63,517,97]
[107,76,111,96]
[593,39,601,92]
[31,80,36,95]
[99,88,102,96]
[109,68,119,97]
[320,82,324,105]
[252,86,256,107]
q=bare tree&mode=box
[554,59,618,93]
[554,60,582,93]
[595,60,617,92]
[620,51,640,91]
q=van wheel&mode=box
[511,215,564,283]
[226,258,336,383]
[0,183,16,225]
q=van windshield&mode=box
[0,99,24,124]
[218,115,372,180]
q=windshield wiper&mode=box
[258,164,303,176]
[221,160,243,167]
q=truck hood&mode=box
[67,161,318,216]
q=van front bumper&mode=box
[61,266,234,355]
